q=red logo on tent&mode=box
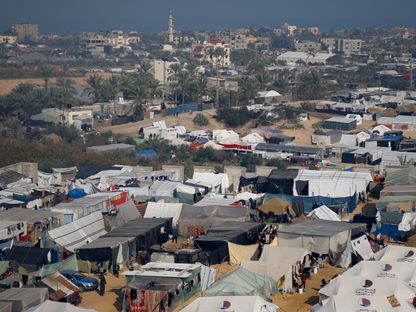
[220,301,231,309]
[383,264,392,272]
[362,279,373,288]
[359,298,371,307]
[405,250,415,258]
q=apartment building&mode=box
[152,58,180,85]
[222,34,256,49]
[295,40,322,53]
[281,23,298,36]
[12,24,39,42]
[0,36,17,44]
[192,39,231,67]
[337,39,362,55]
[307,27,320,36]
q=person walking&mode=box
[99,274,106,296]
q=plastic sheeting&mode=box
[307,205,341,221]
[385,167,416,185]
[192,172,229,193]
[350,235,374,261]
[31,255,78,278]
[47,211,106,252]
[203,267,277,298]
[227,243,258,265]
[144,202,183,226]
[0,288,49,312]
[375,245,416,262]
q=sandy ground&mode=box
[0,73,110,95]
[273,265,344,312]
[79,273,124,312]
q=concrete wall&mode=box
[224,166,247,192]
[0,162,39,183]
[193,166,215,173]
[162,165,185,182]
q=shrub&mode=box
[193,113,209,126]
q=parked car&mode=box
[61,270,98,291]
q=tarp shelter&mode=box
[385,167,416,185]
[375,245,416,262]
[23,300,97,312]
[47,211,106,252]
[194,221,263,264]
[149,180,181,198]
[293,169,372,198]
[102,218,172,251]
[191,172,229,193]
[31,255,78,278]
[307,205,341,221]
[266,169,299,195]
[193,196,240,207]
[259,197,294,216]
[350,235,374,261]
[144,202,183,226]
[76,236,136,265]
[0,288,48,312]
[180,296,277,312]
[7,246,52,272]
[0,302,11,312]
[109,199,141,229]
[241,246,309,290]
[227,243,258,265]
[177,204,248,237]
[40,272,79,302]
[203,267,277,298]
[276,220,367,268]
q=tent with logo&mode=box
[180,296,277,312]
[375,245,416,262]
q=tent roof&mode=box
[103,217,171,238]
[144,202,183,226]
[307,205,341,221]
[0,288,48,310]
[23,300,97,312]
[259,197,294,215]
[277,219,366,237]
[268,169,299,180]
[47,211,106,252]
[180,296,277,312]
[385,167,416,185]
[0,208,58,224]
[77,236,135,250]
[7,246,50,268]
[195,222,262,243]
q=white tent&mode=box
[212,129,239,142]
[350,235,374,260]
[293,169,372,197]
[307,205,341,221]
[24,300,97,312]
[191,172,229,193]
[47,211,107,252]
[180,296,277,312]
[241,246,309,290]
[316,294,414,312]
[371,125,391,136]
[320,275,414,300]
[144,202,183,226]
[241,133,265,145]
[202,141,223,150]
[343,260,416,289]
[375,245,416,262]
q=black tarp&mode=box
[194,221,263,265]
[103,218,172,251]
[7,246,51,272]
[266,169,299,195]
[76,236,135,263]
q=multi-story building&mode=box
[106,30,140,49]
[295,40,322,53]
[222,34,257,50]
[281,23,298,36]
[152,57,180,85]
[0,35,17,44]
[337,39,362,55]
[11,24,39,42]
[192,39,231,67]
[80,32,108,57]
[321,38,337,53]
[307,27,320,36]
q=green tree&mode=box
[209,47,226,107]
[297,71,327,100]
[84,74,105,102]
[193,113,209,126]
[255,71,273,90]
[273,78,290,95]
[38,64,54,89]
[238,77,260,105]
[55,78,76,105]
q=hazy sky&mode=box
[1,0,416,34]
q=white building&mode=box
[192,39,231,67]
[152,58,180,85]
[277,51,335,65]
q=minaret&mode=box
[167,11,174,44]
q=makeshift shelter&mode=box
[307,205,341,221]
[350,235,374,261]
[0,302,11,312]
[23,300,97,312]
[241,246,309,290]
[293,169,372,198]
[0,288,48,312]
[7,246,52,272]
[266,169,299,195]
[375,245,416,262]
[39,272,80,303]
[180,296,277,312]
[203,267,277,298]
[144,202,183,226]
[102,218,172,251]
[177,204,248,237]
[259,197,294,221]
[46,211,106,252]
[176,184,202,204]
[193,195,240,207]
[194,222,263,264]
[31,255,78,278]
[109,199,141,229]
[227,242,258,265]
[385,167,416,185]
[276,220,366,268]
[190,172,229,193]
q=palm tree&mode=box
[298,71,327,100]
[192,75,208,102]
[55,78,76,105]
[255,71,273,90]
[273,78,290,95]
[238,77,260,106]
[209,47,226,107]
[38,64,54,89]
[175,69,191,105]
[84,74,104,102]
